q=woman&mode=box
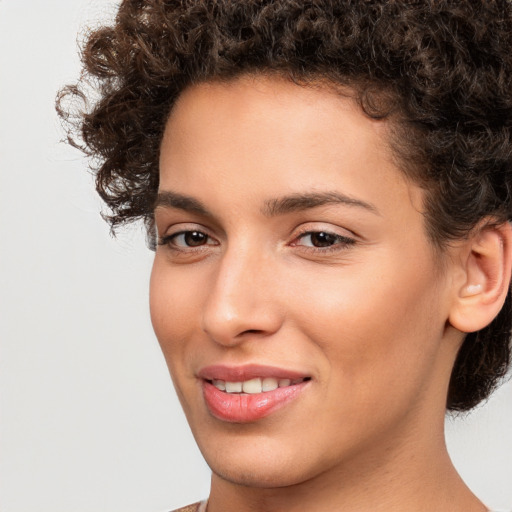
[58,1,512,510]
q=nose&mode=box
[201,246,283,346]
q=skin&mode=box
[150,76,491,511]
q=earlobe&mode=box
[449,221,512,333]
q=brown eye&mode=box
[293,230,356,250]
[309,232,338,247]
[159,230,215,248]
[182,231,208,247]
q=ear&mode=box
[449,221,512,333]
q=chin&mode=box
[193,425,330,489]
[207,456,312,489]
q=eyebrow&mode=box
[262,191,379,217]
[154,191,211,216]
[154,190,379,217]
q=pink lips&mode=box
[198,365,310,423]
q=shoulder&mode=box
[170,500,207,512]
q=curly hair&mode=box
[57,0,512,412]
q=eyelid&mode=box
[154,208,223,235]
[292,232,355,247]
[158,221,213,237]
[289,224,357,250]
[157,223,219,249]
[291,222,357,240]
[159,231,217,247]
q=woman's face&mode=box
[151,76,460,488]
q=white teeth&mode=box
[212,377,306,393]
[212,379,226,391]
[225,381,242,393]
[262,377,279,391]
[242,378,262,394]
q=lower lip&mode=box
[202,380,308,423]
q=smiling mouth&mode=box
[201,373,311,422]
[207,377,311,394]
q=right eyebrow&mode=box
[154,191,211,216]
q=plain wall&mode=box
[0,1,511,511]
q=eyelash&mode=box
[158,230,218,250]
[291,230,356,252]
[158,228,356,253]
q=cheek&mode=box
[149,257,203,367]
[289,253,445,388]
[288,266,446,448]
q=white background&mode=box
[0,1,511,511]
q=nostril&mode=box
[201,293,283,346]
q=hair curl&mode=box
[57,0,512,412]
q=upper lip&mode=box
[197,364,310,382]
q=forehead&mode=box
[165,75,379,138]
[159,75,423,222]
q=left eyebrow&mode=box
[262,191,380,217]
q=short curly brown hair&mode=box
[57,0,512,412]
